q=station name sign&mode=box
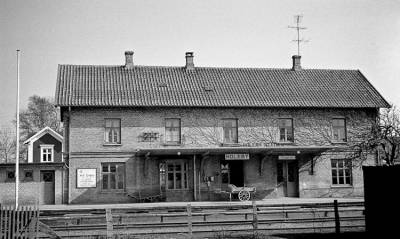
[225,153,250,160]
[278,155,296,160]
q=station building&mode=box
[55,51,389,204]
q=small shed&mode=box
[0,127,66,205]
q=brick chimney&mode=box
[185,52,194,71]
[125,51,134,68]
[292,55,301,71]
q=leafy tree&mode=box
[19,95,62,138]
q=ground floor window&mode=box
[101,163,125,190]
[24,170,33,181]
[165,160,188,190]
[6,170,15,182]
[331,159,352,186]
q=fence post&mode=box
[105,208,114,239]
[334,200,340,234]
[187,203,193,238]
[252,201,258,231]
[0,205,3,238]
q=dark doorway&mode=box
[40,170,55,204]
[229,160,244,187]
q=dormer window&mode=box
[40,145,54,162]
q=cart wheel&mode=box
[238,190,251,201]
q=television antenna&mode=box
[288,15,308,56]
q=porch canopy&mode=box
[135,145,338,157]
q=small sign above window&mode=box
[278,155,296,160]
[225,154,250,160]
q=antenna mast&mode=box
[288,15,308,56]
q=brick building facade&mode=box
[55,51,389,204]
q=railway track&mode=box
[37,201,365,238]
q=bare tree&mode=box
[0,128,16,163]
[349,106,400,166]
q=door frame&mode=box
[40,170,55,204]
[278,160,299,197]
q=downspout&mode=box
[193,155,197,201]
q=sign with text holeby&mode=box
[77,168,97,188]
[278,155,296,160]
[225,153,250,160]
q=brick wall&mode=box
[65,107,377,203]
[0,182,40,205]
[68,107,376,152]
[0,167,64,205]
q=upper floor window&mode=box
[279,118,294,142]
[223,119,238,144]
[331,159,352,186]
[102,163,125,190]
[165,118,181,144]
[105,119,121,144]
[332,118,346,142]
[40,145,54,162]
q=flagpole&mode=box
[15,49,20,208]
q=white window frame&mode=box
[104,118,121,144]
[331,159,352,186]
[40,144,54,163]
[279,118,294,143]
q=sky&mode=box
[1,0,399,129]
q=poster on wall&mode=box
[77,168,97,188]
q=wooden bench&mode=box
[127,193,166,203]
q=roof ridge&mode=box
[58,64,359,72]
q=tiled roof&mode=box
[55,65,389,108]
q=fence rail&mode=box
[38,200,365,238]
[0,205,39,238]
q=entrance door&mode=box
[221,160,244,187]
[229,161,244,187]
[278,161,299,197]
[40,170,55,204]
[159,160,192,202]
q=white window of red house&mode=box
[104,119,121,144]
[279,118,294,142]
[166,160,188,190]
[40,145,54,162]
[101,163,125,190]
[331,159,352,186]
[165,118,181,144]
[332,118,347,142]
[223,119,238,144]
